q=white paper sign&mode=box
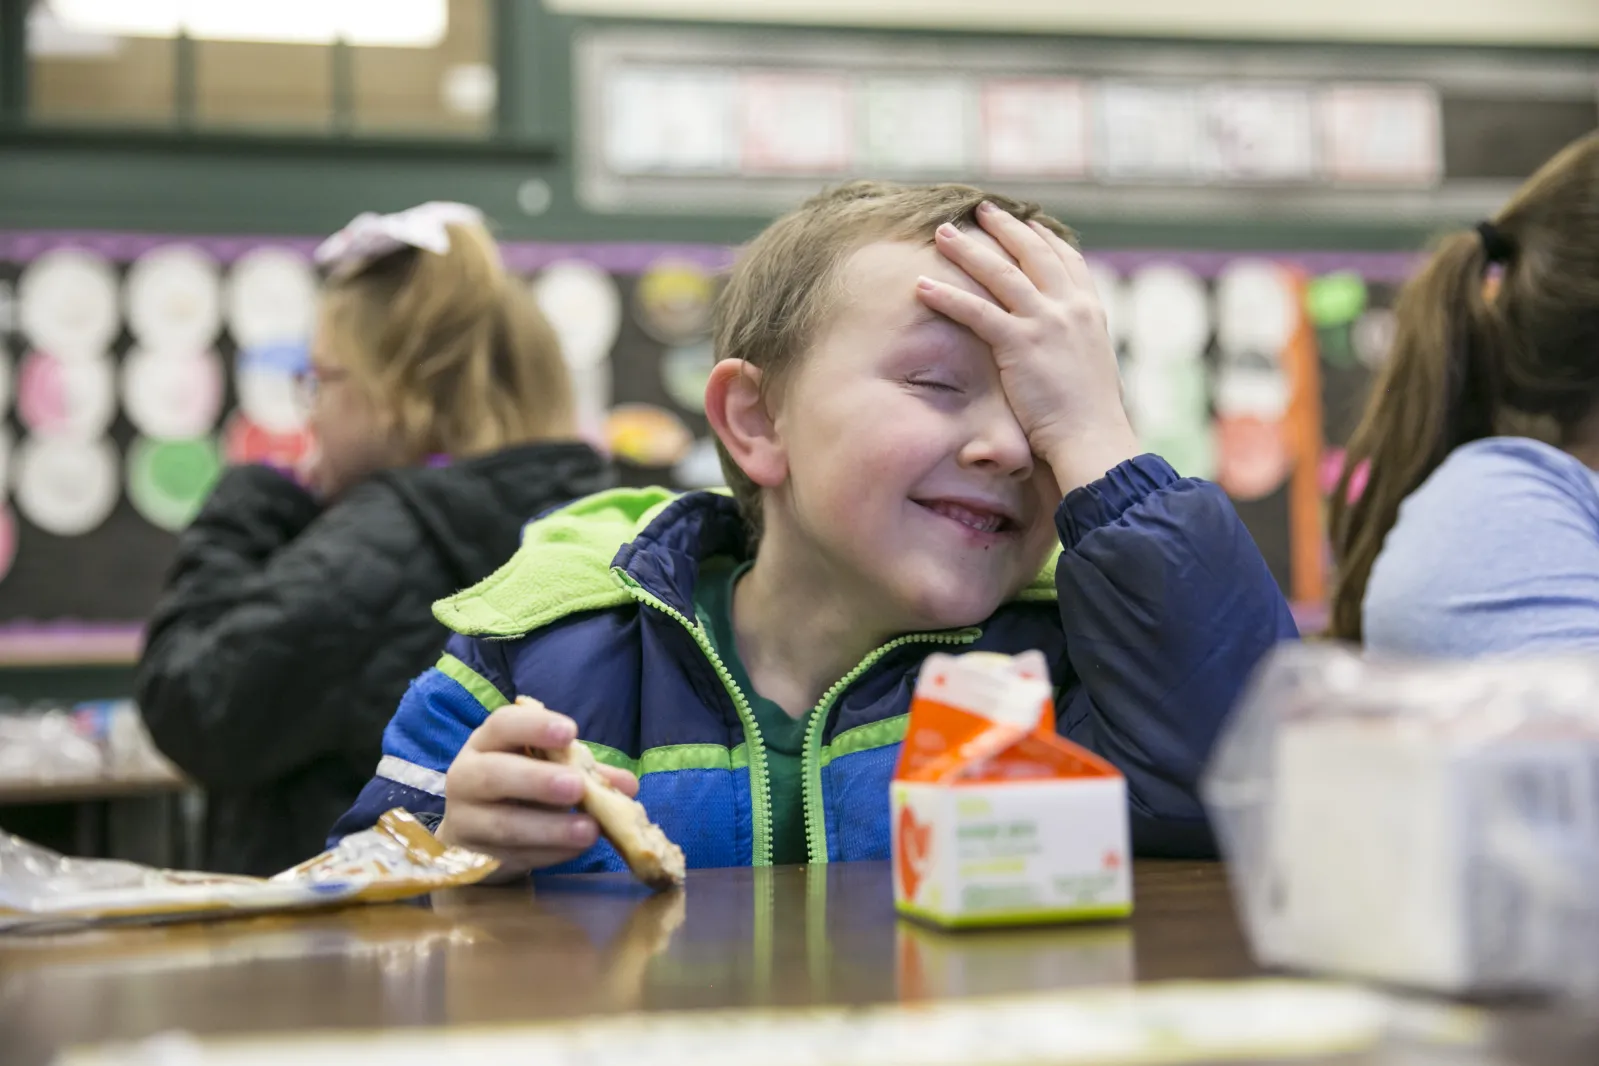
[1215,259,1298,360]
[18,249,120,361]
[125,245,223,353]
[739,72,852,174]
[1319,83,1442,185]
[980,78,1089,178]
[15,437,119,537]
[603,67,737,175]
[1127,264,1212,362]
[1201,84,1316,182]
[227,247,318,349]
[860,76,970,174]
[1094,82,1202,183]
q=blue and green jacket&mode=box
[329,455,1297,865]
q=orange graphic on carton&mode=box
[896,804,933,902]
[891,650,1132,928]
[893,651,1120,786]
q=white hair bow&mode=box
[313,201,485,280]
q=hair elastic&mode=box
[1475,221,1514,264]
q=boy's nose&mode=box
[958,398,1034,478]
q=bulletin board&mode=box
[0,230,1416,652]
[572,26,1599,222]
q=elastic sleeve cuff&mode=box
[1055,453,1181,550]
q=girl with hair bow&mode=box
[136,202,612,875]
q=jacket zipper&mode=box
[614,568,777,866]
[799,628,982,865]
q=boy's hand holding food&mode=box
[436,699,640,881]
[915,201,1140,493]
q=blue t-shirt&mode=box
[1364,437,1599,658]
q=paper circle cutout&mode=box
[1216,260,1297,361]
[16,437,119,536]
[1127,265,1211,362]
[1124,358,1210,438]
[530,262,622,372]
[236,342,311,434]
[1216,416,1291,501]
[125,245,223,352]
[0,507,17,584]
[661,342,716,413]
[1086,261,1127,349]
[222,412,315,470]
[18,248,120,359]
[228,247,319,349]
[1213,367,1291,420]
[1147,425,1217,481]
[127,437,223,532]
[1353,308,1397,369]
[634,258,716,346]
[121,348,225,440]
[605,404,694,467]
[1305,272,1368,329]
[17,350,117,441]
[673,436,726,489]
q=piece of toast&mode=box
[520,697,686,890]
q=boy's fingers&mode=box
[446,802,600,855]
[916,276,1013,345]
[933,224,1044,315]
[598,765,640,798]
[1027,220,1096,292]
[977,203,1069,296]
[452,750,586,807]
[471,703,578,753]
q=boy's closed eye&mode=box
[905,372,963,394]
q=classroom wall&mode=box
[7,7,1593,247]
[544,0,1599,46]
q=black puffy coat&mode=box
[136,441,611,875]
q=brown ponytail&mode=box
[1328,132,1599,642]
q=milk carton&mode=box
[890,650,1131,927]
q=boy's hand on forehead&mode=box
[915,202,1140,492]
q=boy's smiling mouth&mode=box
[912,497,1021,537]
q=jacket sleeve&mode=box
[1052,454,1297,858]
[136,467,432,790]
[327,634,514,844]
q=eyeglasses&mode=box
[294,366,350,408]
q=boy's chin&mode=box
[896,584,1009,634]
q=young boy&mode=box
[328,182,1297,876]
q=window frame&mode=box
[0,0,548,154]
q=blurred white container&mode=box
[1204,644,1599,996]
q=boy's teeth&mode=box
[927,501,1004,533]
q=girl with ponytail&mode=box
[137,203,612,875]
[1330,132,1599,654]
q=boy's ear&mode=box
[704,359,786,489]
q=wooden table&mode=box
[0,861,1593,1065]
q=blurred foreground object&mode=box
[0,700,180,789]
[1205,644,1599,995]
[0,809,496,931]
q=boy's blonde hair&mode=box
[713,180,1076,541]
[319,220,573,461]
